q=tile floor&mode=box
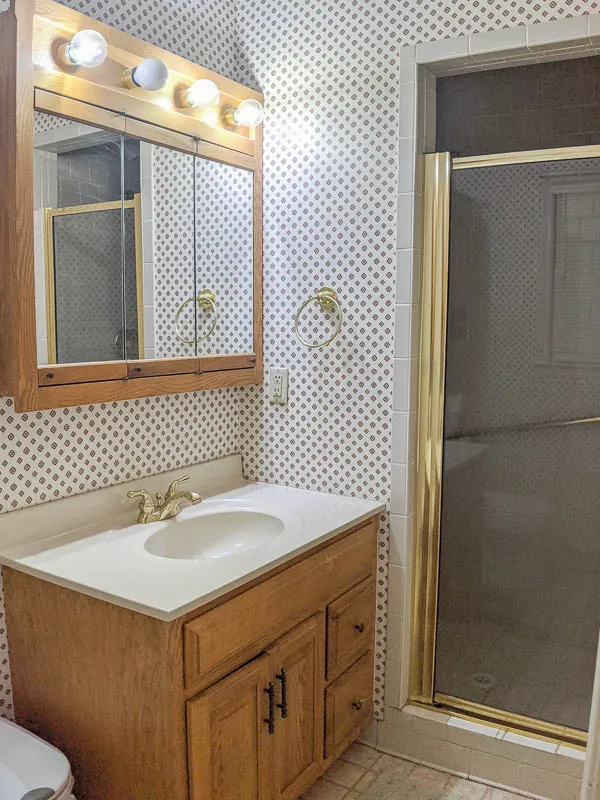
[302,743,529,800]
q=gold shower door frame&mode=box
[43,194,144,363]
[410,144,600,749]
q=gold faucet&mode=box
[127,475,202,523]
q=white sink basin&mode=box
[144,508,285,560]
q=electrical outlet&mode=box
[269,368,289,406]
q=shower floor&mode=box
[435,615,596,732]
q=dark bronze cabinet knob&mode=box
[354,622,365,633]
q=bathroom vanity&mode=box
[0,457,382,800]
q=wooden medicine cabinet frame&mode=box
[0,0,263,412]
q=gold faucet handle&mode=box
[127,489,152,501]
[127,489,155,509]
[165,475,190,500]
[127,488,157,524]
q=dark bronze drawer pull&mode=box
[264,682,276,734]
[276,668,288,719]
[352,699,367,711]
[354,622,365,633]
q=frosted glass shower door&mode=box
[434,155,600,733]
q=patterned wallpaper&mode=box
[148,149,254,357]
[0,0,598,724]
[151,147,197,358]
[195,159,254,355]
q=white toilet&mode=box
[0,718,74,800]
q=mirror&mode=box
[33,111,141,365]
[195,159,254,355]
[123,136,196,361]
[34,110,255,368]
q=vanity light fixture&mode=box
[182,78,220,109]
[225,98,264,127]
[122,58,169,91]
[60,29,108,68]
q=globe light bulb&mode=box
[129,58,169,91]
[186,79,220,109]
[232,98,264,127]
[65,29,108,68]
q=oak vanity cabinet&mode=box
[188,615,324,800]
[4,517,378,800]
[1,0,263,412]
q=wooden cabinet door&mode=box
[187,653,275,800]
[268,614,325,800]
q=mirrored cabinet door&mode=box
[195,159,254,355]
[34,111,127,366]
[124,136,196,361]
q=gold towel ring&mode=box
[294,287,343,349]
[174,288,217,344]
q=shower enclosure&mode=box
[411,147,600,745]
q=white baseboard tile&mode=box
[358,721,378,747]
[376,706,584,800]
[517,763,581,800]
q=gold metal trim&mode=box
[132,192,144,359]
[448,414,600,440]
[294,286,343,349]
[43,207,57,364]
[433,694,587,748]
[410,152,451,705]
[411,148,591,747]
[43,197,143,363]
[47,198,134,217]
[174,289,217,345]
[453,144,600,170]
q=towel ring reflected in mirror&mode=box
[174,289,217,344]
[294,286,343,349]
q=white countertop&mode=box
[0,456,383,621]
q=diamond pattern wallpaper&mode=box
[0,0,597,725]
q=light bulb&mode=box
[125,58,169,91]
[232,98,264,127]
[186,79,220,108]
[64,29,108,68]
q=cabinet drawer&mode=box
[327,578,375,681]
[325,650,374,758]
[183,519,378,692]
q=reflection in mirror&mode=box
[124,137,196,360]
[33,111,140,365]
[195,159,254,354]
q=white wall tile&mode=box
[386,564,405,615]
[469,26,527,56]
[468,750,520,786]
[393,358,411,412]
[395,250,413,304]
[590,14,600,40]
[394,305,411,358]
[417,36,470,65]
[397,138,416,193]
[389,513,408,566]
[378,720,426,763]
[526,15,590,48]
[385,612,403,660]
[398,86,417,139]
[518,763,581,800]
[384,659,402,708]
[421,739,471,777]
[391,411,409,464]
[396,194,414,249]
[390,463,407,515]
